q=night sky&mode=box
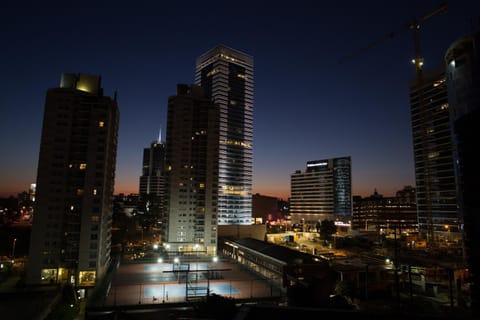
[1,0,479,200]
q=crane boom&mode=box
[338,1,448,75]
[410,2,448,78]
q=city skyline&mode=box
[1,1,480,200]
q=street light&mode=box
[11,238,17,264]
[444,225,450,243]
[173,257,180,282]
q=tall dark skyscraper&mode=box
[26,73,119,288]
[164,84,220,255]
[195,45,254,225]
[139,135,166,197]
[139,135,166,227]
[409,66,459,246]
[445,31,480,315]
[290,157,352,230]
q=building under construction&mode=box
[409,66,459,247]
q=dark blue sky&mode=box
[1,0,479,199]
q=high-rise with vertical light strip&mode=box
[195,45,254,225]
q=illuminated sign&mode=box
[307,162,328,167]
[334,221,351,227]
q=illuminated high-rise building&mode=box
[195,45,253,225]
[26,73,119,288]
[290,157,352,230]
[164,84,220,255]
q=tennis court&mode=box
[102,259,282,306]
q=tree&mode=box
[319,219,336,241]
[194,294,237,320]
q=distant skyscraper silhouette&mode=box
[164,84,220,255]
[195,45,254,225]
[26,73,119,287]
[139,134,166,228]
[139,134,166,197]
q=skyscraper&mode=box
[195,45,254,225]
[164,84,220,255]
[409,66,459,246]
[139,135,166,229]
[290,157,352,230]
[26,73,119,288]
[139,136,166,197]
[445,31,480,315]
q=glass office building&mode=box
[409,67,458,245]
[290,157,352,229]
[195,45,254,225]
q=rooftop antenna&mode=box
[158,126,162,143]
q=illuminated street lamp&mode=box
[11,238,17,264]
[173,257,180,282]
[444,225,450,242]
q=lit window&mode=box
[76,189,84,195]
[98,121,105,127]
[40,268,58,283]
[206,69,217,77]
[93,189,97,195]
[79,271,96,286]
[199,183,205,189]
[428,152,440,159]
[433,78,446,87]
[79,163,87,170]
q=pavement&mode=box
[0,274,21,292]
[0,274,61,320]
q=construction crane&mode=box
[339,2,448,79]
[339,3,448,248]
[409,2,448,78]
